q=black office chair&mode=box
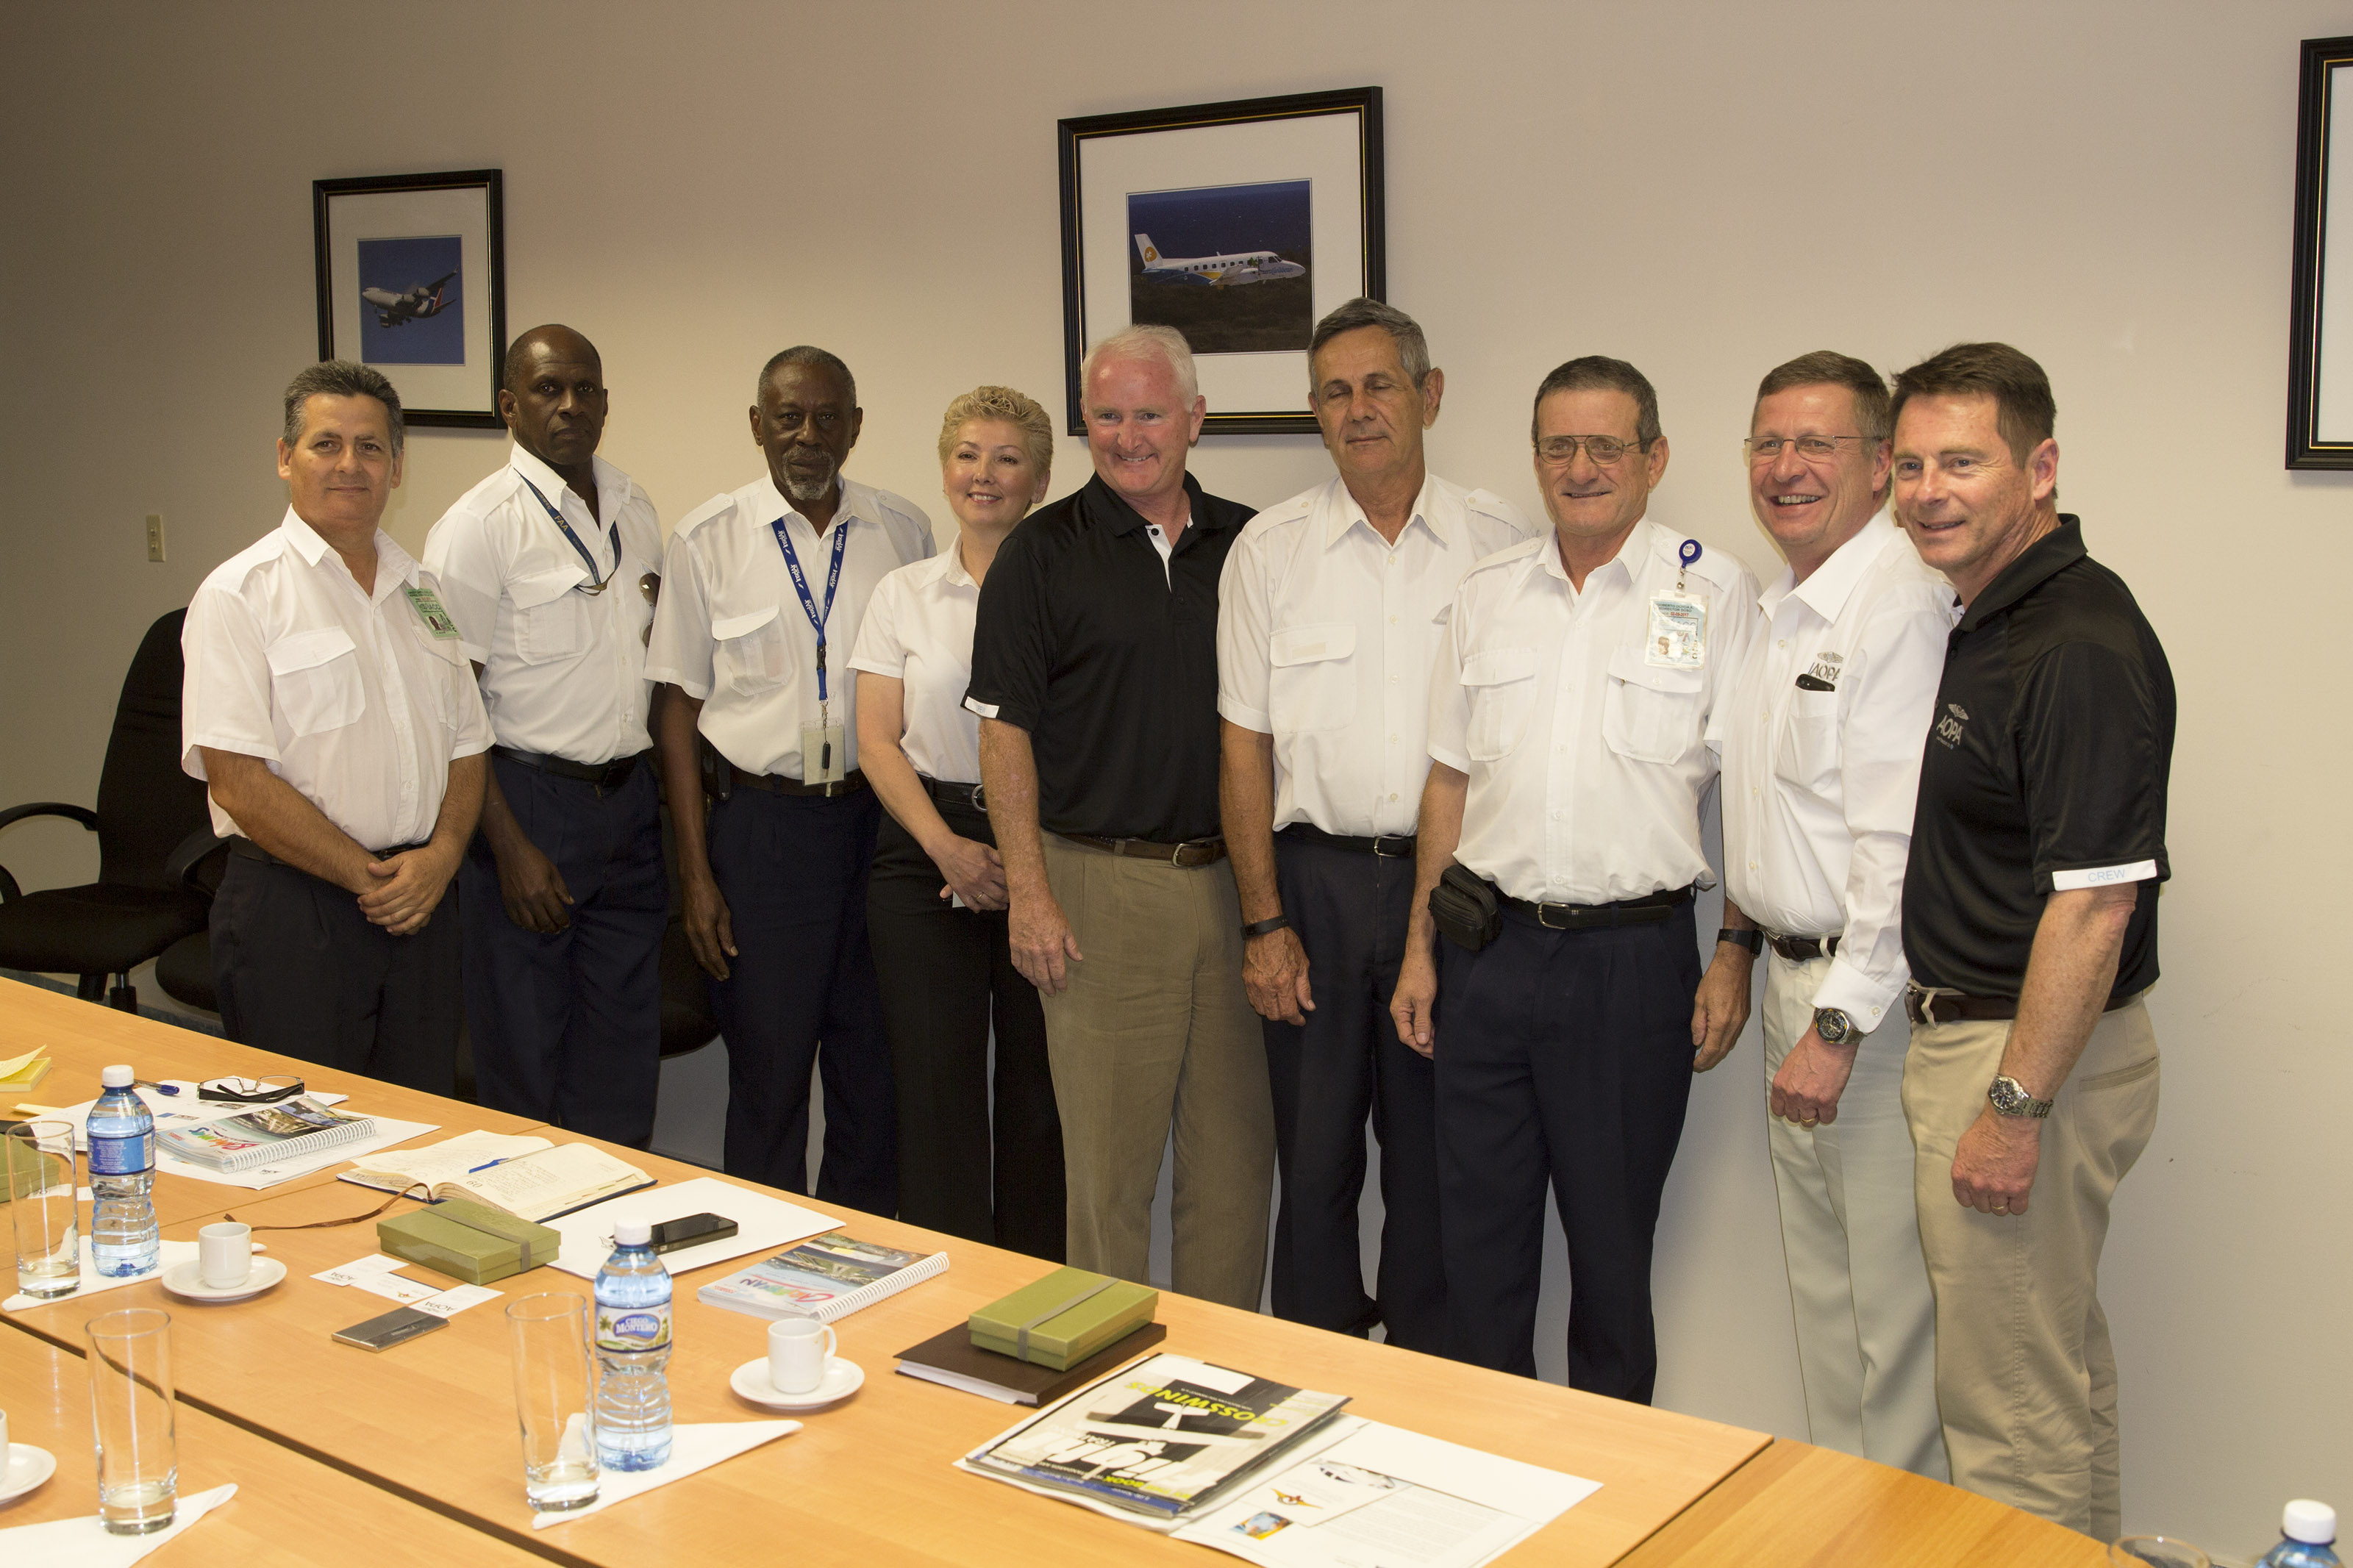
[0,611,216,1009]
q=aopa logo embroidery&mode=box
[1807,650,1843,687]
[1932,701,1969,748]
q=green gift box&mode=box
[970,1268,1158,1371]
[377,1197,560,1286]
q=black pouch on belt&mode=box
[1429,862,1502,952]
[698,735,733,802]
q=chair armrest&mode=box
[0,866,16,903]
[0,801,100,834]
[165,827,231,892]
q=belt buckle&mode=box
[1168,841,1189,868]
[1373,835,1411,859]
[1537,902,1572,930]
[968,782,987,812]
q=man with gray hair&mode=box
[967,324,1273,1309]
[1217,298,1529,1347]
[181,359,491,1089]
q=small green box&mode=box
[377,1198,560,1286]
[971,1268,1158,1371]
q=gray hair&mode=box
[1308,298,1431,387]
[1530,355,1660,449]
[1082,324,1198,406]
[282,359,404,454]
[758,345,857,408]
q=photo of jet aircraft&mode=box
[1133,234,1307,288]
[361,272,458,329]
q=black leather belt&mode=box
[920,776,986,813]
[733,769,868,798]
[230,837,428,870]
[1500,884,1693,931]
[1060,834,1228,869]
[493,745,646,792]
[1765,931,1841,963]
[1905,984,2140,1027]
[1277,823,1416,858]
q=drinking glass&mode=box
[2110,1538,2213,1568]
[508,1292,600,1511]
[7,1119,80,1299]
[86,1307,176,1533]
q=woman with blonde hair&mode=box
[849,386,1065,1257]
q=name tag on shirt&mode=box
[403,586,461,641]
[1646,590,1707,670]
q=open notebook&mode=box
[342,1131,652,1223]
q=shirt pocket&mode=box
[1773,687,1842,795]
[1602,645,1704,765]
[510,566,588,665]
[1267,620,1357,734]
[712,604,788,692]
[265,626,365,739]
[1461,646,1538,762]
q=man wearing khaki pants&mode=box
[1888,343,2174,1539]
[966,325,1273,1309]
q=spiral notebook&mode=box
[155,1096,376,1171]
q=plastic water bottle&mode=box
[593,1219,672,1471]
[2260,1500,2343,1568]
[88,1064,159,1277]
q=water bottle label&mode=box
[88,1130,154,1175]
[597,1304,671,1350]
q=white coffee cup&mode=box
[198,1221,251,1289]
[0,1405,10,1455]
[767,1314,836,1395]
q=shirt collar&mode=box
[1538,515,1656,584]
[1772,508,1899,623]
[940,533,979,589]
[1081,471,1214,537]
[279,506,418,593]
[1957,513,2085,631]
[754,473,868,537]
[507,443,621,523]
[1323,473,1448,550]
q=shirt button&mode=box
[1388,675,1399,684]
[1749,860,1758,870]
[1388,615,1399,625]
[1778,638,1788,648]
[1388,792,1399,802]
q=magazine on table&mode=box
[697,1232,947,1322]
[155,1097,374,1171]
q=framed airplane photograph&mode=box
[1059,88,1385,435]
[2290,37,2353,468]
[313,168,506,429]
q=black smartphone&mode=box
[332,1305,448,1352]
[648,1212,738,1254]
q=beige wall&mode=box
[5,1,2346,1550]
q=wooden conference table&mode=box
[0,979,2104,1567]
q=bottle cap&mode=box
[613,1220,651,1247]
[2285,1500,2336,1544]
[101,1064,133,1088]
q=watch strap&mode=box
[1988,1074,2054,1118]
[1241,914,1292,939]
[1718,927,1763,955]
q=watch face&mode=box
[1813,1008,1853,1045]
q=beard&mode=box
[781,458,840,506]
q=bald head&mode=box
[504,324,601,395]
[499,324,607,475]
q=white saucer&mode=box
[160,1256,287,1303]
[730,1354,863,1410]
[0,1443,56,1503]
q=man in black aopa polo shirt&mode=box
[1890,342,2172,1541]
[965,324,1274,1311]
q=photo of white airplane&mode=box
[361,271,457,328]
[1134,233,1306,288]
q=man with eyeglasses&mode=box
[1390,356,1760,1397]
[1708,351,1952,1475]
[422,325,669,1145]
[648,347,934,1203]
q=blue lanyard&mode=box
[770,515,851,703]
[518,475,618,592]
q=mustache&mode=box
[780,454,840,503]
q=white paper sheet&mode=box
[4,1239,199,1312]
[544,1176,839,1280]
[526,1421,798,1528]
[0,1483,237,1567]
[310,1252,501,1317]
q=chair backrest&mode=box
[93,609,211,891]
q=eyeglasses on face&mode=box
[1743,434,1871,464]
[1535,434,1643,465]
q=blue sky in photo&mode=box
[1126,179,1310,269]
[356,234,464,365]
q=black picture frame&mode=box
[2289,38,2353,468]
[1059,88,1385,436]
[313,168,507,430]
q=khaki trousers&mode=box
[1902,997,2160,1539]
[1761,954,1945,1478]
[1038,835,1274,1310]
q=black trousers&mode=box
[705,785,895,1211]
[1264,833,1443,1349]
[1435,899,1701,1401]
[866,797,1064,1261]
[460,754,667,1146]
[210,852,461,1093]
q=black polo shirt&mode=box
[1903,515,2174,1001]
[965,471,1253,843]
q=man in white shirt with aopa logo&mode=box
[1218,298,1529,1352]
[1711,350,1953,1475]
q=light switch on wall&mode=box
[146,513,165,562]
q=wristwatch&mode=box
[1812,1006,1856,1046]
[1240,914,1292,939]
[1986,1075,2054,1119]
[1717,927,1763,956]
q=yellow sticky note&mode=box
[0,1048,43,1080]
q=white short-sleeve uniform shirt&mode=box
[1218,474,1532,839]
[420,445,662,765]
[847,536,985,786]
[181,508,493,849]
[645,474,934,781]
[1429,518,1761,905]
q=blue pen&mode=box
[466,1157,512,1175]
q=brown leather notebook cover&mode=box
[893,1320,1168,1406]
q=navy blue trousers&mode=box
[705,785,896,1211]
[1264,834,1444,1350]
[460,754,667,1146]
[1435,900,1700,1401]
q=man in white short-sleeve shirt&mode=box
[1711,351,1953,1477]
[422,325,668,1145]
[180,360,490,1091]
[646,346,932,1204]
[1389,356,1760,1397]
[1218,298,1529,1352]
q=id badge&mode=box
[1646,591,1707,670]
[403,585,460,640]
[801,723,846,785]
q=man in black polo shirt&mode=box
[1890,343,2172,1539]
[966,324,1274,1309]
